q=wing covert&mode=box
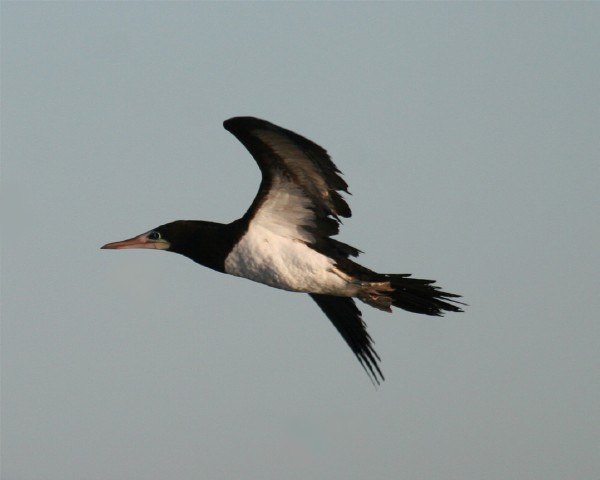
[224,116,350,218]
[224,116,360,259]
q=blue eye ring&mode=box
[148,231,161,240]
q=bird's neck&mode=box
[168,220,246,273]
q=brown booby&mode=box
[102,117,464,384]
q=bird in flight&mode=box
[102,117,463,384]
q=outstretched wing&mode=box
[309,293,384,385]
[224,116,360,259]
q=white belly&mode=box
[224,224,357,296]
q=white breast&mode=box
[224,224,357,296]
[224,169,359,296]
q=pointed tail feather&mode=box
[354,272,464,316]
[383,273,464,316]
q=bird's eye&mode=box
[147,231,161,240]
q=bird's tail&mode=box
[356,273,464,316]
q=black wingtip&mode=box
[358,348,385,387]
[223,116,271,134]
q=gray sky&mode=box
[2,3,599,480]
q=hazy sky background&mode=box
[2,3,599,480]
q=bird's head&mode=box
[101,219,226,265]
[101,220,229,272]
[101,221,195,252]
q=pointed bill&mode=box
[101,232,169,250]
